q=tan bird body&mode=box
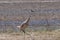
[17,16,30,33]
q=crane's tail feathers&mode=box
[17,26,21,28]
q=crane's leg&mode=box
[29,31,35,40]
[24,30,34,40]
[22,30,26,40]
[22,30,25,33]
[24,32,25,40]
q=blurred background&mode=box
[0,1,60,32]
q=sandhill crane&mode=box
[17,16,30,33]
[17,16,34,40]
[16,16,31,40]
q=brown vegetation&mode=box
[0,30,60,40]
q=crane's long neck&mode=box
[25,17,30,24]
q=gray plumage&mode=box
[17,16,30,33]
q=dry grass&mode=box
[0,30,60,40]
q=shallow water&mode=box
[0,19,60,26]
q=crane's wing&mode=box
[17,20,27,29]
[21,16,30,24]
[17,16,30,29]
